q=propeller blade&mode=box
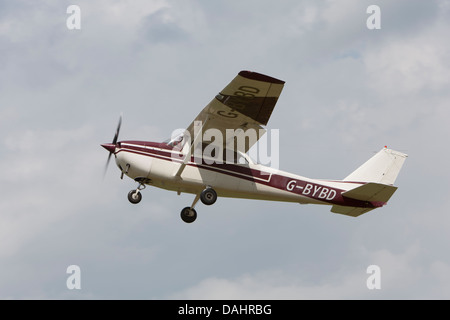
[102,114,122,179]
[112,115,122,145]
[104,152,113,178]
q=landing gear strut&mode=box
[180,193,200,223]
[180,187,218,223]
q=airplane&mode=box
[101,70,407,223]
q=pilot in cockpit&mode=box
[166,133,184,148]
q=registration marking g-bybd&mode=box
[286,179,338,201]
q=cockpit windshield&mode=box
[163,134,257,166]
[164,132,186,148]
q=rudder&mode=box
[343,148,407,185]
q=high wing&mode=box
[184,71,285,157]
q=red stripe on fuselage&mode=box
[115,141,374,208]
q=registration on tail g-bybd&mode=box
[101,71,407,223]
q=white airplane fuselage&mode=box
[101,70,407,222]
[110,140,377,210]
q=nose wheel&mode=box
[128,190,142,204]
[127,180,146,204]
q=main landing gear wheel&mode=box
[200,188,217,205]
[180,207,197,223]
[128,190,142,204]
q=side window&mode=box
[237,153,249,165]
[224,150,251,165]
[167,133,185,148]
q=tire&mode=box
[180,207,197,223]
[200,188,217,205]
[127,190,142,204]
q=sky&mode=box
[1,0,450,299]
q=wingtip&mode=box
[238,70,285,85]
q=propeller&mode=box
[101,114,122,177]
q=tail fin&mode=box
[331,148,407,217]
[343,148,408,185]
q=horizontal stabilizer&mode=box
[342,182,398,203]
[330,183,398,217]
[331,205,374,217]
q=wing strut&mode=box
[174,119,207,178]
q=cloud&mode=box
[170,244,450,299]
[168,270,366,300]
[364,26,450,96]
[140,9,188,44]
